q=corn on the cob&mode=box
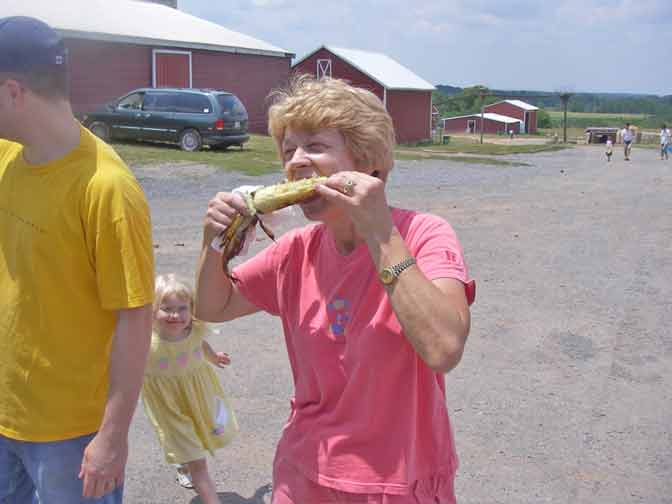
[218,176,328,274]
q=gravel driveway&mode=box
[124,145,671,504]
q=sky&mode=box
[178,0,671,96]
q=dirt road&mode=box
[125,145,671,503]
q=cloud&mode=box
[251,0,287,6]
[178,0,671,94]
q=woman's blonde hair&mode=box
[268,75,396,174]
[153,274,203,331]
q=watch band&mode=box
[389,257,416,277]
[379,257,417,285]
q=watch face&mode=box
[379,268,395,285]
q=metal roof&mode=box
[442,112,523,124]
[2,0,293,58]
[489,99,539,111]
[293,45,435,91]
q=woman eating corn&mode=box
[195,76,475,504]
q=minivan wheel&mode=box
[89,122,110,142]
[179,129,202,152]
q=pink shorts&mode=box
[271,457,456,504]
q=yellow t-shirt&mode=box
[0,127,155,441]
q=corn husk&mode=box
[219,176,327,272]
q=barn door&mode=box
[153,50,191,88]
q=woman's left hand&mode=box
[316,171,394,242]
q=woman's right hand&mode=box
[203,191,250,245]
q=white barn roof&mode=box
[294,45,435,91]
[2,0,293,58]
[443,112,522,124]
[491,99,539,111]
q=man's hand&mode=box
[79,432,127,498]
[79,305,152,498]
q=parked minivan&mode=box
[82,88,249,151]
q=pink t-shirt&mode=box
[234,208,474,496]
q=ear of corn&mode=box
[219,176,328,274]
[251,176,328,214]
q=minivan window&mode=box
[144,93,178,112]
[117,92,144,110]
[216,94,247,115]
[176,94,212,114]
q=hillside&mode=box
[434,85,672,128]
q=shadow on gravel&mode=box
[190,483,272,503]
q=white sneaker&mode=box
[175,468,194,489]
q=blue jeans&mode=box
[0,433,123,503]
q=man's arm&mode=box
[79,304,153,498]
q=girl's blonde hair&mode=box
[153,274,203,331]
[268,75,396,175]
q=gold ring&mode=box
[344,178,356,195]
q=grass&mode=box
[393,151,530,166]
[634,143,665,150]
[112,133,568,174]
[113,135,283,175]
[547,111,649,120]
[398,142,568,156]
[539,127,586,142]
[545,111,659,131]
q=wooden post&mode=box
[560,93,572,144]
[480,92,485,145]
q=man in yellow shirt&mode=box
[0,17,155,502]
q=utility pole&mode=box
[479,91,486,144]
[559,93,573,143]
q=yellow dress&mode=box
[142,326,238,464]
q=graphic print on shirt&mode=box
[213,397,230,435]
[176,352,189,367]
[327,297,351,339]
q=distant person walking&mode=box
[605,139,613,162]
[621,123,634,161]
[660,124,670,160]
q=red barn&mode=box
[442,113,521,135]
[292,46,435,144]
[484,100,539,134]
[3,0,294,133]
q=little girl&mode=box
[142,274,238,504]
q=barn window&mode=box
[317,59,332,79]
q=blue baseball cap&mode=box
[0,16,68,73]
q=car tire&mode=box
[179,129,202,152]
[89,122,110,142]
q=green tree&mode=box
[537,109,551,128]
[433,85,498,118]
